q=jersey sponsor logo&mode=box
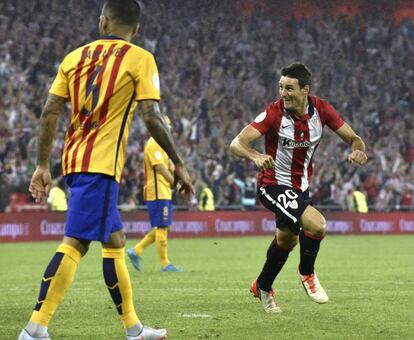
[277,189,299,210]
[254,111,267,123]
[282,137,317,149]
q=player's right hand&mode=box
[253,154,276,170]
[29,166,52,203]
[174,164,195,201]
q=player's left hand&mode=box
[29,166,52,202]
[347,150,367,165]
[174,164,195,201]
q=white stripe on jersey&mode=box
[301,110,323,190]
[275,115,294,187]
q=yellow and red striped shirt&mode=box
[49,36,160,182]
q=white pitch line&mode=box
[179,313,212,318]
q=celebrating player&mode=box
[19,1,193,339]
[230,62,367,313]
[127,115,182,272]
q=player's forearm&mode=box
[350,135,366,153]
[155,164,175,185]
[230,138,261,162]
[36,94,65,167]
[140,101,183,166]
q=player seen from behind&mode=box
[19,0,193,339]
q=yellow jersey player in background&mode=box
[20,1,193,339]
[127,116,181,272]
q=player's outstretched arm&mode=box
[230,125,275,170]
[335,122,367,165]
[29,93,66,202]
[138,99,194,198]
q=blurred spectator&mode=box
[222,173,241,207]
[399,184,413,211]
[362,174,380,206]
[0,0,413,211]
[198,181,215,211]
[351,186,368,213]
[234,173,257,210]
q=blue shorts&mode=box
[64,173,123,242]
[146,200,172,228]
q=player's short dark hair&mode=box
[103,0,141,26]
[281,63,312,88]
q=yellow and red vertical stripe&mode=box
[49,38,160,182]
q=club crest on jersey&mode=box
[282,137,316,149]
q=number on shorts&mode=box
[277,189,299,210]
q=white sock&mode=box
[125,322,144,336]
[25,321,48,337]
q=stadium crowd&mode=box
[0,0,413,212]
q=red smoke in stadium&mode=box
[236,0,414,24]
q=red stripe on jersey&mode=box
[69,44,105,173]
[81,44,131,172]
[63,46,90,174]
[257,112,282,188]
[291,120,310,189]
[73,47,90,116]
[307,142,319,186]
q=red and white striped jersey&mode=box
[250,95,344,192]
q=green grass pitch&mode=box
[1,235,414,339]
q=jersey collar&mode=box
[284,96,315,121]
[101,35,126,41]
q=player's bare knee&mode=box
[276,237,298,252]
[286,239,298,251]
[103,230,126,248]
[116,233,127,248]
[63,236,90,256]
[80,243,90,256]
[307,218,326,239]
[74,244,89,257]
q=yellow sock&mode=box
[133,229,156,256]
[102,248,139,328]
[30,244,81,326]
[155,228,170,267]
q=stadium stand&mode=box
[0,0,413,212]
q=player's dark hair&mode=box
[281,63,312,88]
[103,0,141,26]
